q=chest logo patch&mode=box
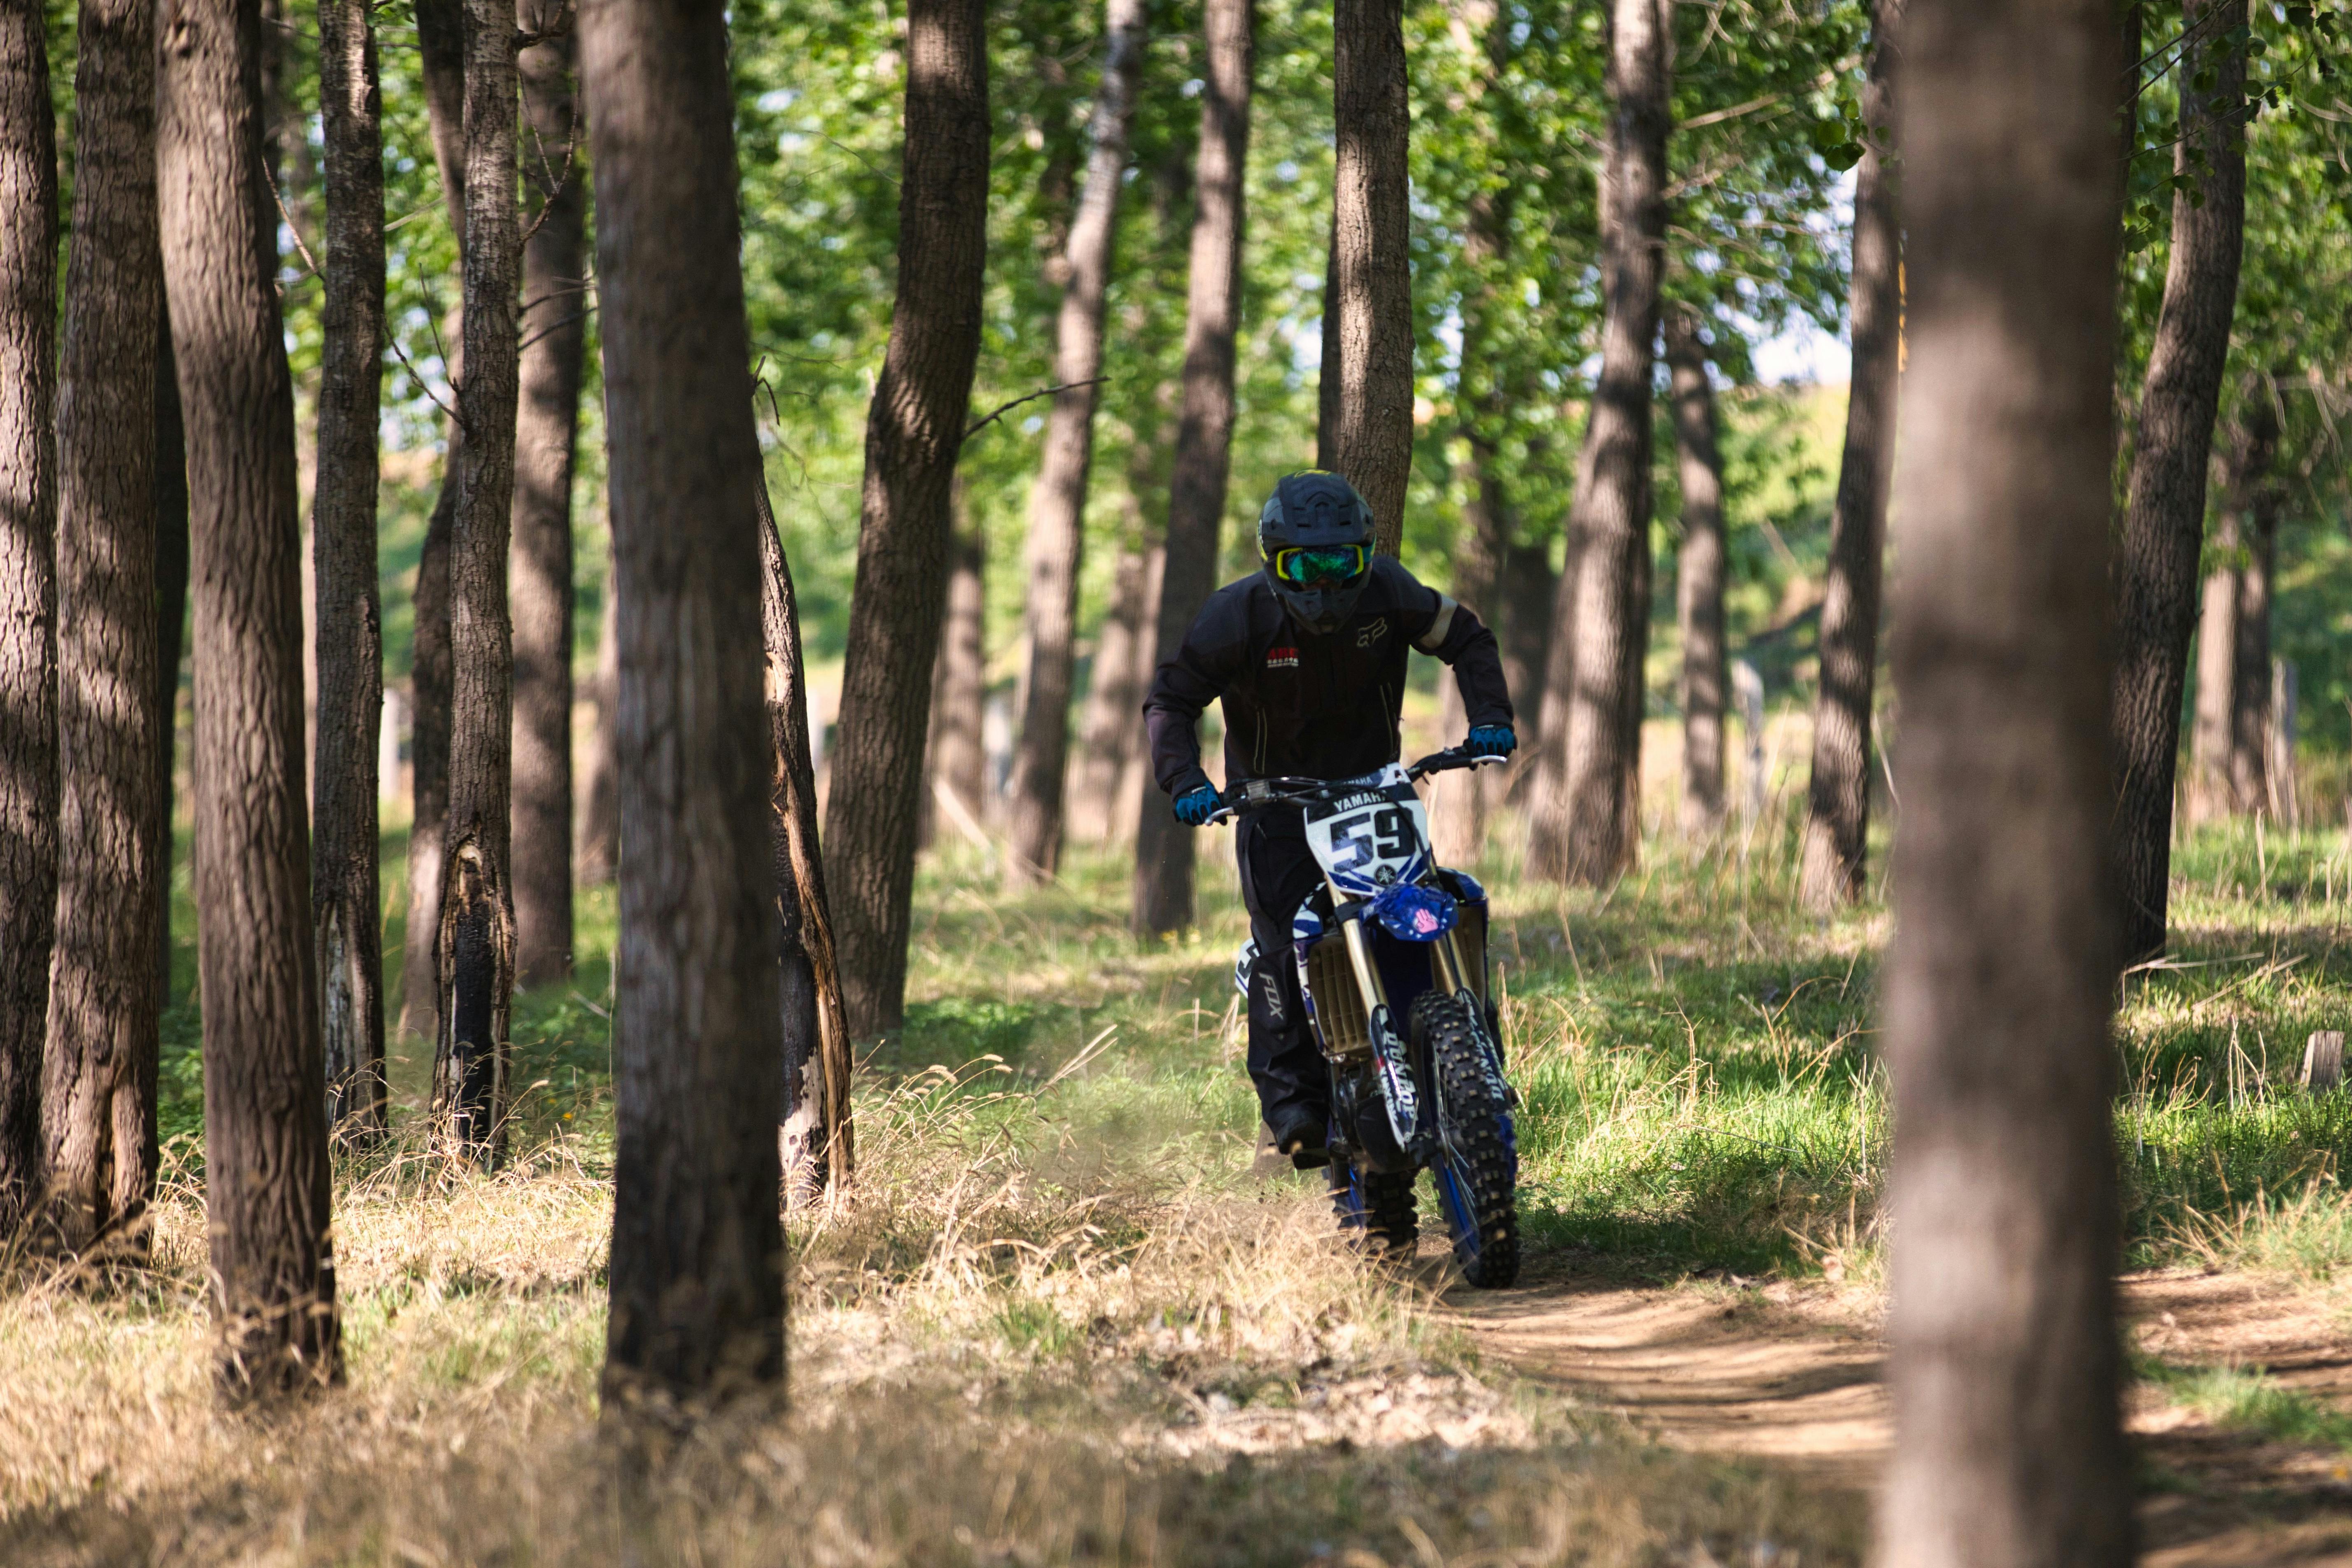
[1266,646,1300,669]
[1356,617,1389,649]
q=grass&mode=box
[2135,1354,2352,1455]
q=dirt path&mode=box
[1448,1260,2352,1565]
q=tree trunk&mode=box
[1132,0,1251,938]
[1330,0,1413,551]
[754,478,853,1197]
[1798,5,1900,907]
[2227,450,2277,819]
[44,0,165,1253]
[576,566,618,882]
[922,488,986,849]
[510,20,587,989]
[2187,523,2235,826]
[582,0,785,1406]
[158,0,341,1399]
[1430,434,1507,864]
[821,0,989,1039]
[2109,0,2247,964]
[1110,543,1161,840]
[1664,305,1726,838]
[1880,0,2132,1561]
[152,307,188,1012]
[313,0,386,1139]
[2189,390,2279,825]
[1528,0,1671,887]
[1005,0,1147,887]
[1070,542,1153,845]
[399,0,465,1044]
[432,0,521,1163]
[0,0,56,1242]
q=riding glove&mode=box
[1465,724,1517,759]
[1173,785,1220,827]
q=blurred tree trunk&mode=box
[2110,0,2246,964]
[755,478,852,1197]
[45,0,165,1253]
[1331,0,1412,551]
[2190,387,2279,823]
[1006,0,1147,887]
[313,0,387,1139]
[1109,543,1161,838]
[2228,488,2277,820]
[1664,304,1726,838]
[433,0,521,1163]
[152,309,188,1011]
[1070,541,1153,845]
[1133,0,1251,937]
[1799,1,1901,909]
[1496,524,1554,810]
[157,0,341,1400]
[576,569,618,882]
[583,0,785,1406]
[921,486,986,848]
[1315,211,1339,468]
[1880,0,2132,1561]
[1528,0,1671,886]
[510,20,587,990]
[0,0,56,1242]
[400,0,465,1045]
[822,0,989,1038]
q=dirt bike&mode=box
[1209,747,1520,1288]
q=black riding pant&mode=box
[1236,811,1328,1133]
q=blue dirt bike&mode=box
[1211,747,1520,1288]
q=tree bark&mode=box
[754,478,852,1197]
[1527,0,1671,887]
[582,0,785,1406]
[510,19,587,989]
[1005,0,1147,886]
[1664,305,1726,838]
[1330,0,1413,551]
[2110,0,2247,964]
[576,563,619,883]
[157,0,341,1399]
[1430,435,1507,864]
[1069,542,1152,845]
[2189,390,2279,824]
[821,0,989,1039]
[45,0,165,1253]
[922,488,986,848]
[1132,0,1251,938]
[2228,495,2276,821]
[399,0,465,1044]
[1880,0,2131,1561]
[432,0,521,1162]
[313,0,386,1139]
[0,0,56,1243]
[152,307,188,1012]
[1799,3,1901,908]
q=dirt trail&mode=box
[1448,1261,2352,1566]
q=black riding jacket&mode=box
[1144,556,1514,798]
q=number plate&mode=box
[1303,766,1430,895]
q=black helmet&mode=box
[1258,471,1374,635]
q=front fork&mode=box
[1332,899,1505,1162]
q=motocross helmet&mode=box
[1258,470,1375,636]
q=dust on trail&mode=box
[1446,1259,2352,1566]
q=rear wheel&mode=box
[1411,991,1519,1288]
[1331,1161,1418,1255]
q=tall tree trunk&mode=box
[510,20,586,989]
[1315,210,1340,469]
[1665,305,1726,837]
[0,0,56,1241]
[576,566,618,882]
[1132,0,1251,938]
[1880,0,2132,1560]
[1430,435,1507,864]
[313,0,386,1139]
[821,0,989,1039]
[2187,514,2237,826]
[1005,0,1147,886]
[433,0,521,1162]
[1498,534,1554,773]
[1799,4,1901,907]
[158,0,341,1400]
[399,0,465,1044]
[754,478,853,1197]
[583,0,785,1407]
[152,308,188,1011]
[2227,441,2277,819]
[2189,388,2279,824]
[1110,542,1161,839]
[1527,0,1671,887]
[45,0,165,1253]
[1330,0,1413,551]
[922,488,986,848]
[2109,0,2247,964]
[1070,541,1153,845]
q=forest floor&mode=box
[6,790,2352,1564]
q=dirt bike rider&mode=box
[1143,469,1516,1167]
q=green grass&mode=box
[2136,1353,2352,1453]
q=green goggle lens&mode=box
[1272,545,1368,586]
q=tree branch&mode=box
[961,378,1110,444]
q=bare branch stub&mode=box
[961,376,1111,445]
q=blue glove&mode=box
[1465,724,1517,759]
[1173,785,1220,827]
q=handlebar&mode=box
[1199,746,1505,827]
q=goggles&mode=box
[1269,544,1370,586]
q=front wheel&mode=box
[1330,1160,1418,1256]
[1411,991,1519,1288]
